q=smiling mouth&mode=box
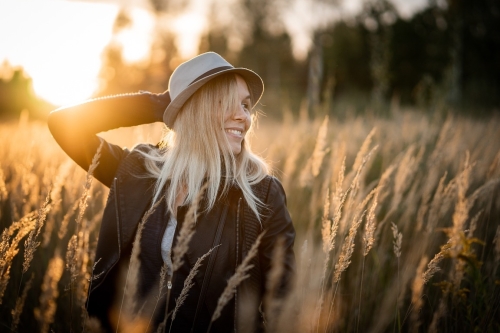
[225,129,243,136]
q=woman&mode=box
[48,52,295,332]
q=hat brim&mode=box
[163,67,264,128]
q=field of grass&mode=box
[0,107,499,332]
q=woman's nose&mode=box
[233,105,247,120]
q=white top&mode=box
[160,214,178,277]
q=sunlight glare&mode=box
[114,9,155,64]
[0,0,154,106]
[171,11,207,60]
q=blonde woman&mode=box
[48,52,295,332]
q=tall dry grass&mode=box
[0,106,499,332]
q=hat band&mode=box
[189,66,233,86]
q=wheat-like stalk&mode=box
[11,272,34,332]
[0,166,8,201]
[363,190,379,256]
[450,152,472,250]
[425,172,448,233]
[73,143,104,320]
[66,235,78,282]
[157,263,168,302]
[352,128,376,175]
[264,236,286,333]
[325,202,367,331]
[209,231,265,329]
[75,141,103,228]
[321,191,332,254]
[315,187,341,332]
[410,256,427,333]
[300,116,329,186]
[169,246,217,332]
[0,212,37,304]
[355,189,379,333]
[58,200,79,240]
[448,153,473,290]
[42,161,72,247]
[391,221,403,332]
[311,116,330,177]
[117,196,163,331]
[494,226,500,264]
[171,183,208,272]
[34,250,64,333]
[391,222,402,258]
[333,210,366,284]
[422,240,451,284]
[391,144,424,212]
[282,140,304,189]
[351,145,378,201]
[23,188,52,274]
[428,295,448,333]
[160,183,206,331]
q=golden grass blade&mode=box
[300,116,329,186]
[409,256,427,333]
[209,231,265,328]
[422,240,451,285]
[263,236,286,333]
[494,226,500,264]
[363,190,379,256]
[11,272,34,332]
[391,222,402,259]
[57,200,79,240]
[34,250,64,333]
[171,183,208,273]
[116,196,163,332]
[0,212,37,304]
[66,235,78,283]
[169,246,217,332]
[42,161,72,247]
[0,167,8,202]
[75,141,103,228]
[352,128,376,175]
[23,188,52,274]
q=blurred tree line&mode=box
[98,0,499,118]
[0,0,498,120]
[0,62,54,120]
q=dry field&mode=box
[0,108,499,332]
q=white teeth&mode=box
[226,129,242,135]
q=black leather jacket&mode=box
[48,92,296,332]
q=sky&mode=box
[0,0,430,107]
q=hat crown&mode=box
[163,51,264,128]
[169,52,233,100]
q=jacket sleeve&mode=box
[260,177,296,297]
[47,91,171,187]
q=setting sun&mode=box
[0,0,153,106]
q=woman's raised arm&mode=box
[47,91,170,187]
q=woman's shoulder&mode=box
[130,142,160,154]
[115,143,160,176]
[253,175,286,204]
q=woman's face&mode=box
[224,75,252,155]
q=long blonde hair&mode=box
[142,74,269,218]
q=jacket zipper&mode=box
[113,177,122,256]
[191,204,229,332]
[234,197,242,333]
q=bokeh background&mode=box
[1,0,499,120]
[1,1,500,332]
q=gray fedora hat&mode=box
[163,52,264,128]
